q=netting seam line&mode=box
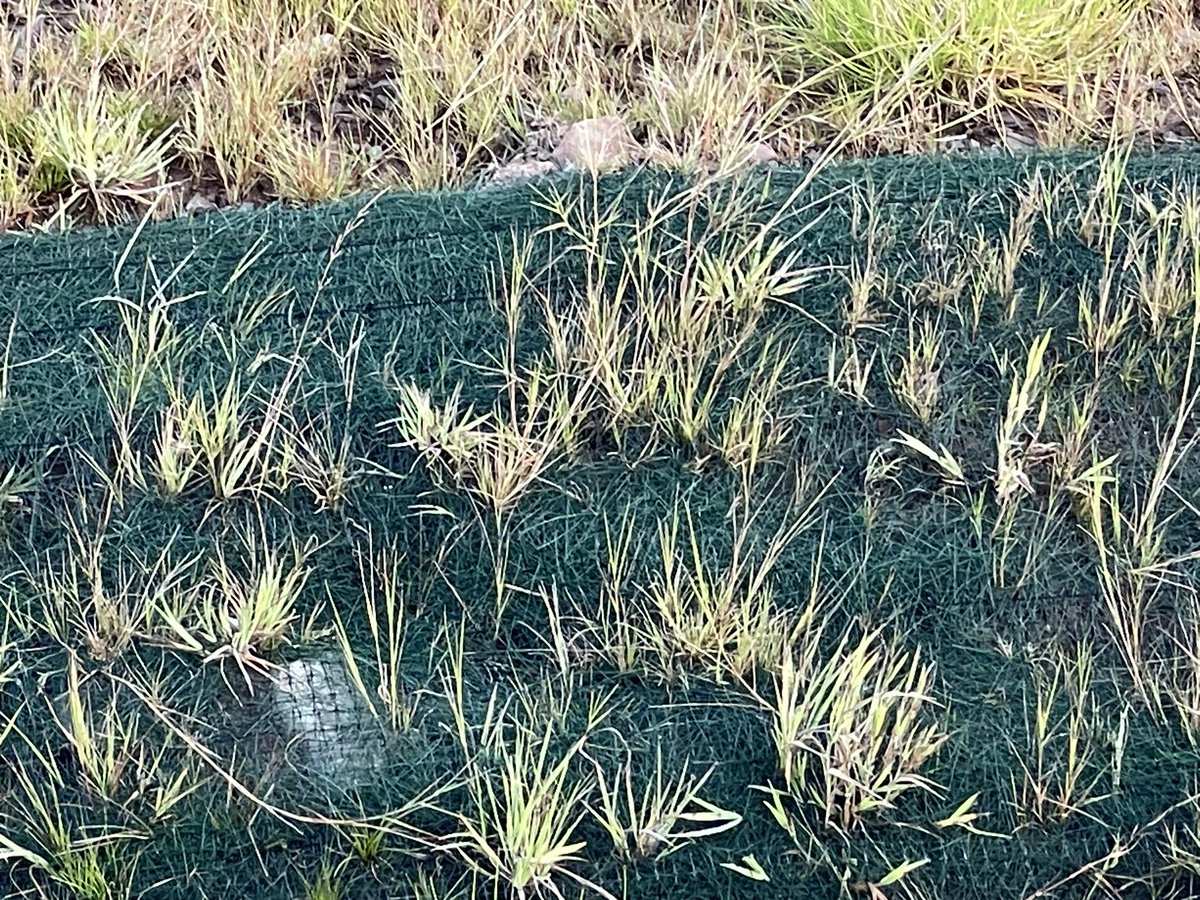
[0,159,1062,281]
[0,167,680,278]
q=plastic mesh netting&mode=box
[2,150,1200,899]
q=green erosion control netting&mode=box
[2,149,1200,899]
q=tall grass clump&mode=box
[752,0,1139,109]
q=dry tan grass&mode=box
[0,0,1197,230]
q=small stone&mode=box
[1002,128,1038,152]
[746,142,778,165]
[488,158,559,185]
[938,135,970,154]
[184,193,217,215]
[551,116,641,173]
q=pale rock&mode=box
[746,142,778,165]
[488,157,559,185]
[1002,128,1038,152]
[551,116,642,173]
[184,193,218,215]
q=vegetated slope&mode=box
[1,150,1200,899]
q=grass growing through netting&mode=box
[4,149,1200,900]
